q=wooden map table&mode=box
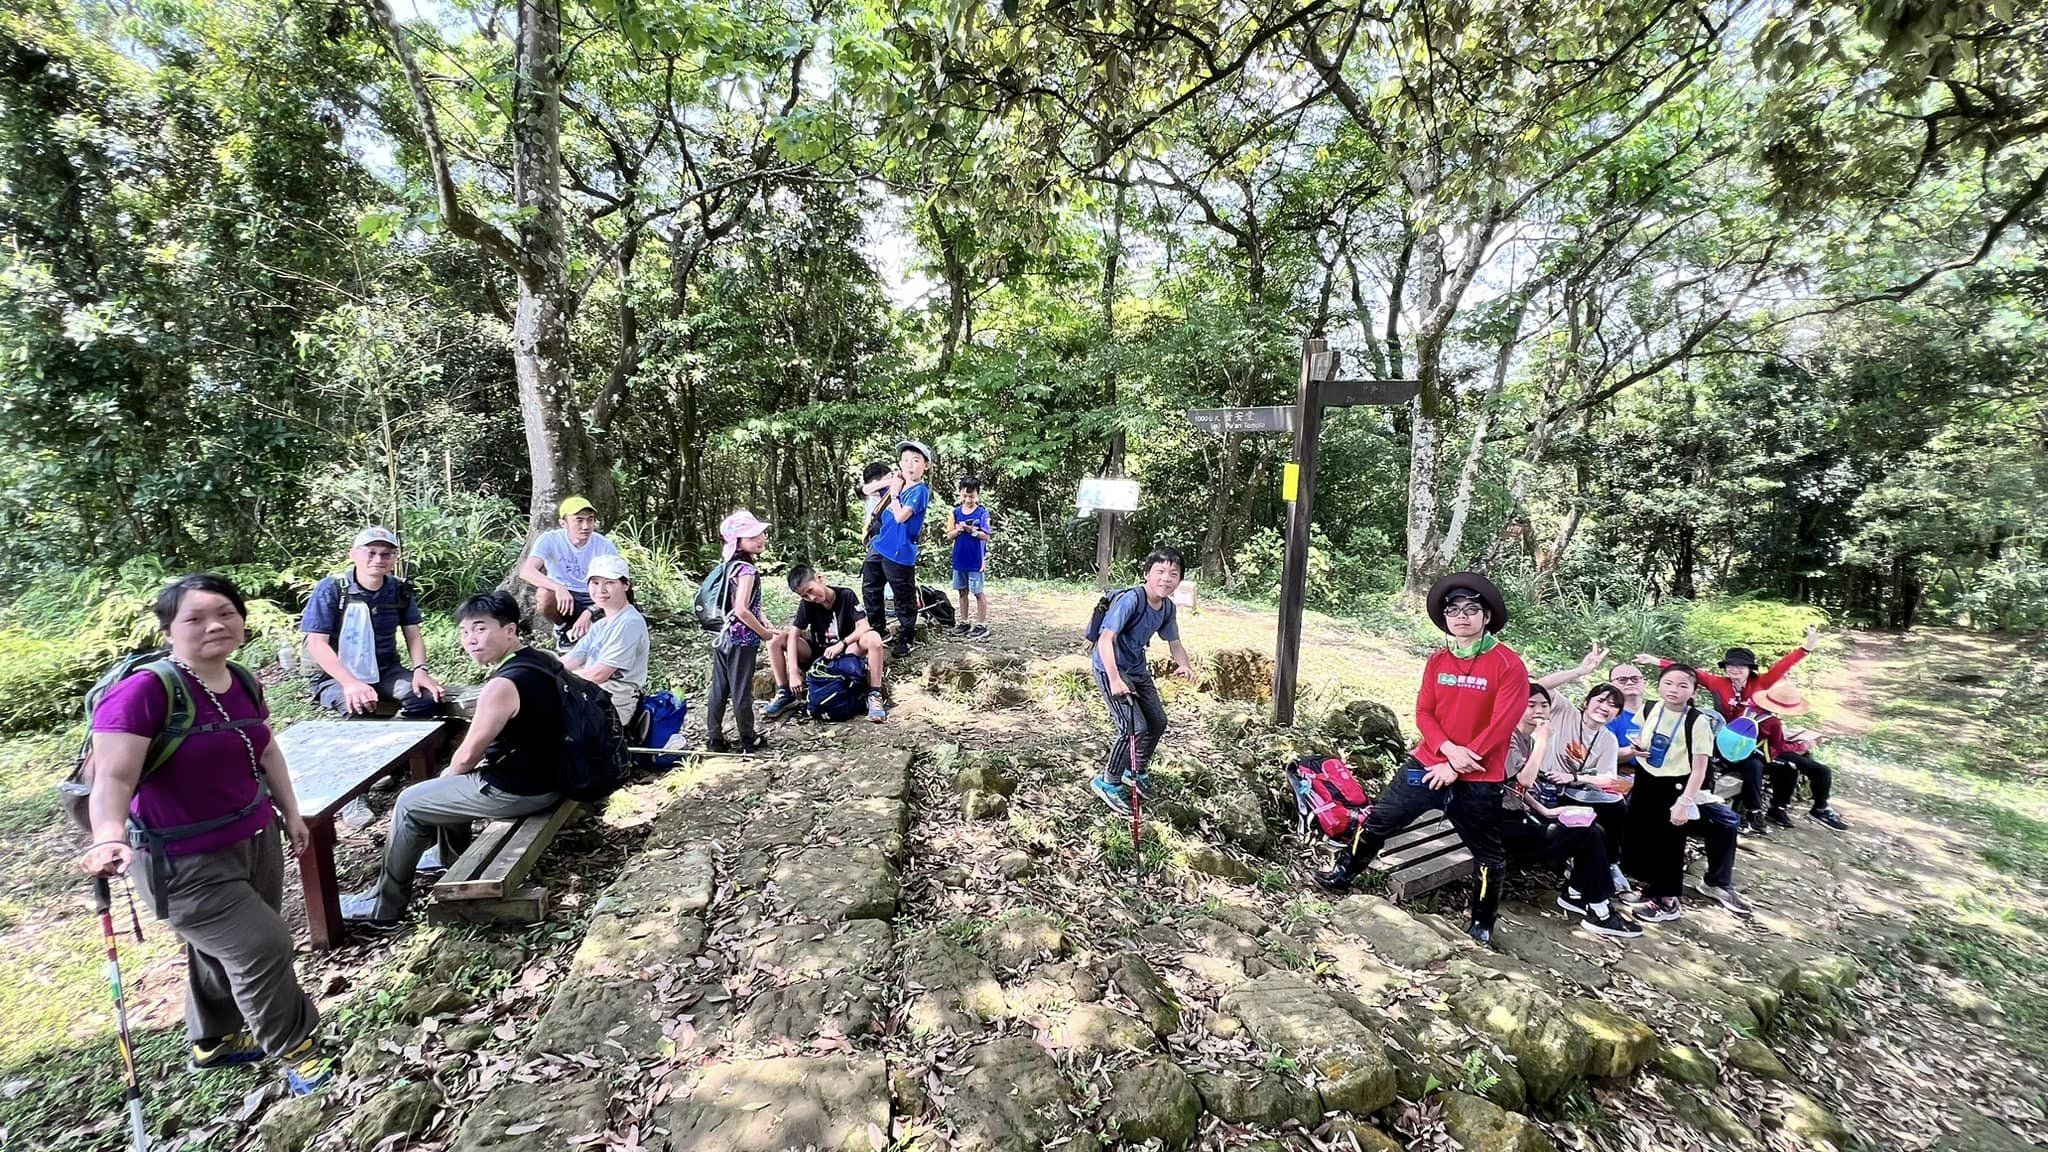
[279,719,447,949]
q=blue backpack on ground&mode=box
[805,654,870,721]
[635,691,687,770]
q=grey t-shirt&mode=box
[1092,588,1179,678]
[567,604,649,689]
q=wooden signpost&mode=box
[1190,338,1419,726]
[1078,477,1141,591]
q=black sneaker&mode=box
[890,640,913,659]
[1810,807,1850,830]
[739,733,769,754]
[705,737,732,754]
[1312,868,1352,893]
[1766,806,1796,829]
[1582,907,1644,939]
[1557,888,1589,915]
[1467,921,1494,948]
[1742,811,1769,836]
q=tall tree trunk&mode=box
[930,204,969,376]
[509,0,605,534]
[1102,160,1131,474]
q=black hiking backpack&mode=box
[918,584,956,628]
[522,650,633,803]
[1085,587,1173,645]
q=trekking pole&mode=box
[93,875,149,1152]
[1125,697,1144,874]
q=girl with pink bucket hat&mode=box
[707,510,774,753]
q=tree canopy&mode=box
[1,0,2043,628]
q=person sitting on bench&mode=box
[764,565,889,722]
[1636,628,1820,836]
[560,553,647,727]
[1625,665,1751,920]
[1750,682,1849,830]
[340,591,563,933]
[299,527,444,718]
[1506,683,1641,938]
[1314,571,1526,948]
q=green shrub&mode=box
[1676,596,1827,668]
[0,562,296,733]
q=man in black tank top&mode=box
[341,591,563,933]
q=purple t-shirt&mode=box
[91,666,275,857]
[723,560,765,648]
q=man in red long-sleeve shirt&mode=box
[1315,572,1528,947]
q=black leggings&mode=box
[1336,761,1506,874]
[1769,750,1833,810]
[1502,817,1615,903]
[1715,753,1767,813]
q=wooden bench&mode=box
[429,801,582,924]
[1371,775,1744,901]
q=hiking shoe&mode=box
[1767,806,1796,829]
[1090,775,1131,814]
[1467,921,1494,948]
[1634,897,1683,923]
[1697,883,1754,916]
[969,623,992,640]
[1742,811,1769,836]
[338,892,399,934]
[280,1039,333,1097]
[1312,868,1352,893]
[1557,888,1590,916]
[1810,807,1850,830]
[739,733,769,754]
[705,737,732,754]
[762,690,797,720]
[1582,907,1644,939]
[890,640,913,660]
[867,692,887,723]
[949,623,970,637]
[189,1031,265,1071]
[1127,772,1156,800]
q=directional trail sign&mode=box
[1270,340,1421,726]
[1187,406,1297,436]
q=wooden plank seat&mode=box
[429,801,581,925]
[1369,775,1744,901]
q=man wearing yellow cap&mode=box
[517,496,622,645]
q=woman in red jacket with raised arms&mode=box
[1314,572,1528,947]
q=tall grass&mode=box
[0,561,296,732]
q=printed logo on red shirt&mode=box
[1436,672,1491,690]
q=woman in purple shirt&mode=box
[79,574,332,1096]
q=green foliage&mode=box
[1677,598,1827,669]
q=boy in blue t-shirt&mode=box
[861,439,935,659]
[947,476,992,640]
[1091,547,1199,811]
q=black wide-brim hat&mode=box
[1427,571,1509,634]
[1719,646,1758,669]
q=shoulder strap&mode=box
[141,660,195,777]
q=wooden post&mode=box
[1273,338,1328,727]
[1095,509,1116,591]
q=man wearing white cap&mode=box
[518,495,622,645]
[299,527,444,717]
